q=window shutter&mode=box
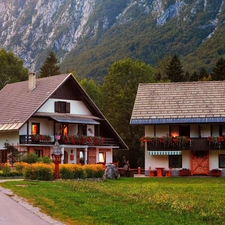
[55,102,59,112]
[66,102,70,113]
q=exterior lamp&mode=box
[51,140,62,179]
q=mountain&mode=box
[0,0,225,83]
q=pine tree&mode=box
[198,68,209,81]
[39,51,61,77]
[166,54,184,82]
[211,57,225,81]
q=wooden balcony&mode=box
[147,138,225,151]
[19,135,119,146]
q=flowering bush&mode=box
[14,162,29,173]
[83,164,105,178]
[59,164,105,179]
[1,163,11,175]
[23,163,54,181]
[59,164,85,179]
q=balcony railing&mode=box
[145,137,225,151]
[19,135,119,146]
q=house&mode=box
[130,81,225,177]
[0,73,128,164]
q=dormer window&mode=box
[55,101,70,113]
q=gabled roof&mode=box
[0,74,70,130]
[0,73,128,150]
[130,81,225,125]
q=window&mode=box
[78,124,87,135]
[55,101,70,113]
[32,123,40,135]
[99,152,106,163]
[169,155,182,168]
[34,149,43,157]
[219,154,225,168]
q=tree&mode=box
[79,78,103,108]
[211,57,225,81]
[189,71,199,81]
[198,67,209,81]
[101,58,155,168]
[4,143,19,166]
[166,54,184,82]
[0,48,28,90]
[154,54,171,82]
[39,51,61,77]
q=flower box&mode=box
[211,169,222,177]
[178,168,191,176]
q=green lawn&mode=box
[1,177,225,225]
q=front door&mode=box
[64,151,68,164]
[191,151,209,175]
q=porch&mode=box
[147,138,225,151]
[19,135,119,147]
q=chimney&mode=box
[28,72,36,91]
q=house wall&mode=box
[61,147,113,165]
[0,131,19,149]
[38,99,92,115]
[28,118,54,135]
[97,148,112,164]
[144,124,225,175]
[209,150,225,169]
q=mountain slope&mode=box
[0,0,225,83]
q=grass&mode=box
[1,177,225,225]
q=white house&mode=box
[0,73,128,164]
[130,81,225,176]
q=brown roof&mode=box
[0,74,70,130]
[130,81,225,124]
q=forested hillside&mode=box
[0,0,225,83]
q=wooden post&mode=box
[138,167,141,174]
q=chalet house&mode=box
[130,81,225,177]
[0,73,128,164]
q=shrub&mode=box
[14,162,29,173]
[42,156,52,164]
[23,152,39,164]
[1,163,11,175]
[59,164,105,179]
[23,163,54,181]
[59,164,86,179]
[84,164,105,178]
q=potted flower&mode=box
[211,169,222,177]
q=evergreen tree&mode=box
[0,48,28,90]
[154,54,171,81]
[211,57,225,81]
[39,51,61,77]
[198,68,209,80]
[189,71,199,81]
[166,54,184,82]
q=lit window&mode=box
[99,152,106,163]
[32,123,40,135]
